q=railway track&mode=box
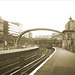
[0,48,54,75]
[10,49,54,75]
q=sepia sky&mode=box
[0,0,75,36]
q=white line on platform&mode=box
[29,47,56,75]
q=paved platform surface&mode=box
[0,46,38,54]
[34,47,75,75]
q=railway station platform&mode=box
[0,46,40,75]
[30,47,75,75]
[0,46,39,54]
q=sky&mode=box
[0,0,75,37]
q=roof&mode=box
[62,30,75,33]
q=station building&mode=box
[50,17,75,52]
[62,17,75,52]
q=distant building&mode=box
[51,33,62,40]
[35,35,51,39]
[8,22,23,36]
[0,17,23,48]
[0,17,4,36]
[50,33,62,47]
[24,32,32,38]
[0,17,4,47]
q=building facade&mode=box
[65,17,75,30]
[8,22,23,36]
[0,17,23,49]
[0,17,4,49]
[0,17,4,36]
[62,17,75,52]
